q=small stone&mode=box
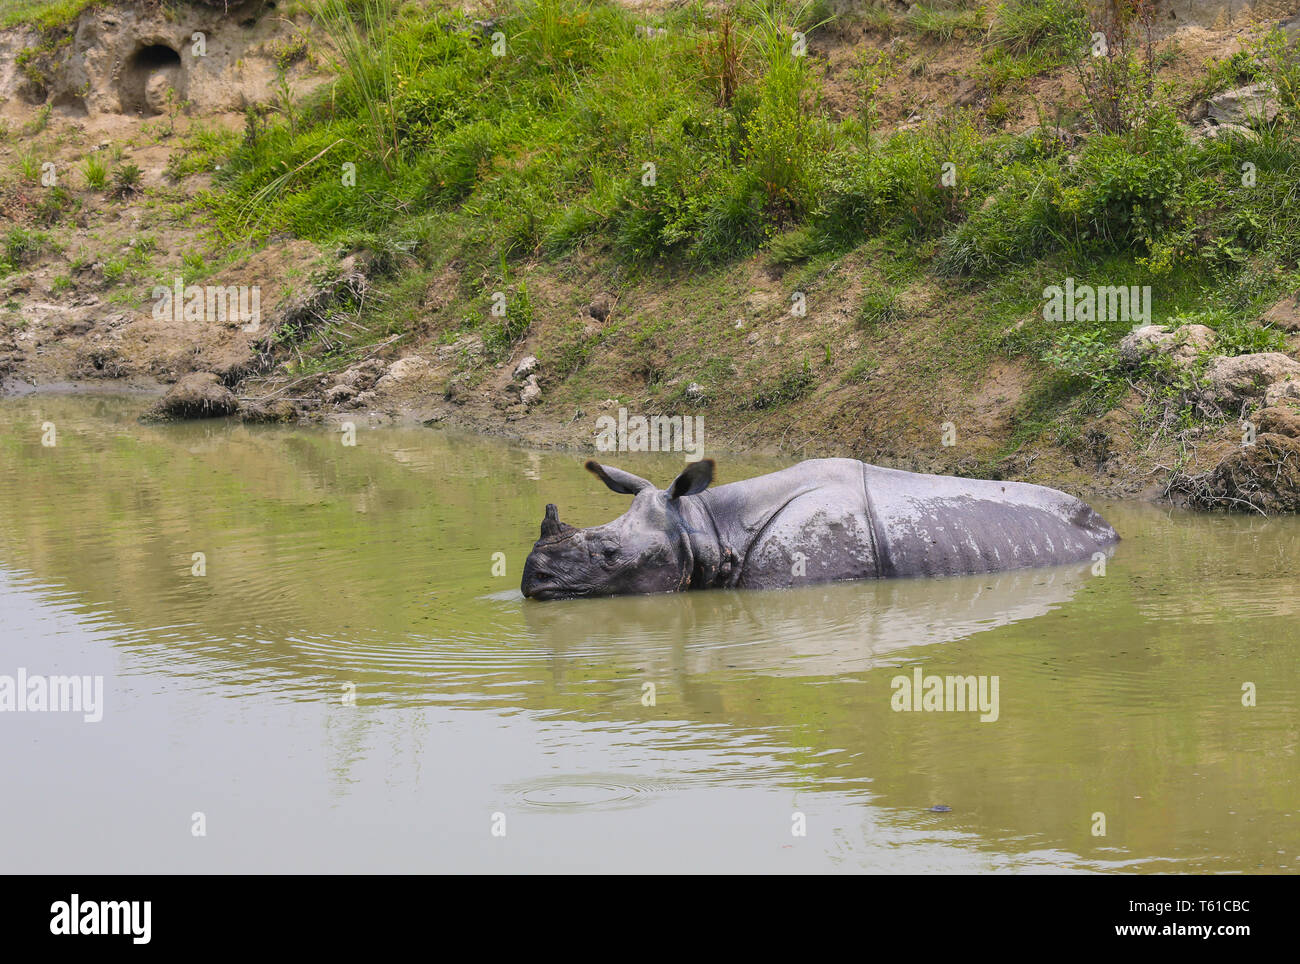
[325,384,358,403]
[373,355,434,392]
[1256,406,1300,438]
[1118,324,1215,369]
[513,355,539,379]
[1265,379,1300,408]
[1263,293,1300,332]
[1201,121,1258,142]
[239,399,298,423]
[1206,83,1280,127]
[520,374,541,407]
[1206,353,1300,404]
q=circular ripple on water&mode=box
[506,774,671,813]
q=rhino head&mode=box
[520,459,716,601]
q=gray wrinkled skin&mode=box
[520,458,1119,601]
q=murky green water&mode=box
[0,395,1296,872]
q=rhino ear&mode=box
[585,460,653,495]
[667,459,714,499]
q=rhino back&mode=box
[862,464,1117,577]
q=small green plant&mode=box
[159,85,189,138]
[844,355,878,382]
[182,250,207,282]
[34,186,78,225]
[482,283,534,358]
[111,163,143,198]
[1193,49,1262,101]
[21,104,52,136]
[3,227,48,268]
[1258,26,1300,124]
[858,287,900,329]
[272,35,310,71]
[985,96,1013,126]
[101,258,129,284]
[81,153,108,190]
[749,356,816,409]
[1172,309,1288,356]
[1070,2,1157,135]
[1041,329,1120,392]
[701,7,744,107]
[19,152,41,183]
[852,48,896,151]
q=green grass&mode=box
[986,0,1088,57]
[0,0,98,30]
[857,287,900,329]
[213,0,834,265]
[165,125,242,180]
[978,0,1090,91]
[111,163,143,198]
[748,356,816,409]
[1,227,50,276]
[904,3,985,42]
[81,154,108,191]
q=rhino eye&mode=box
[602,545,619,561]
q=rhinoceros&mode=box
[520,458,1118,600]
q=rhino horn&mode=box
[539,504,576,541]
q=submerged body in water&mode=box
[521,458,1119,600]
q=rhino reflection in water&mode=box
[523,565,1092,677]
[520,458,1118,601]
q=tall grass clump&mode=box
[81,153,108,190]
[987,0,1088,56]
[311,0,410,173]
[905,2,984,42]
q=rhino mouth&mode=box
[521,561,589,601]
[525,585,583,601]
[522,578,590,601]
